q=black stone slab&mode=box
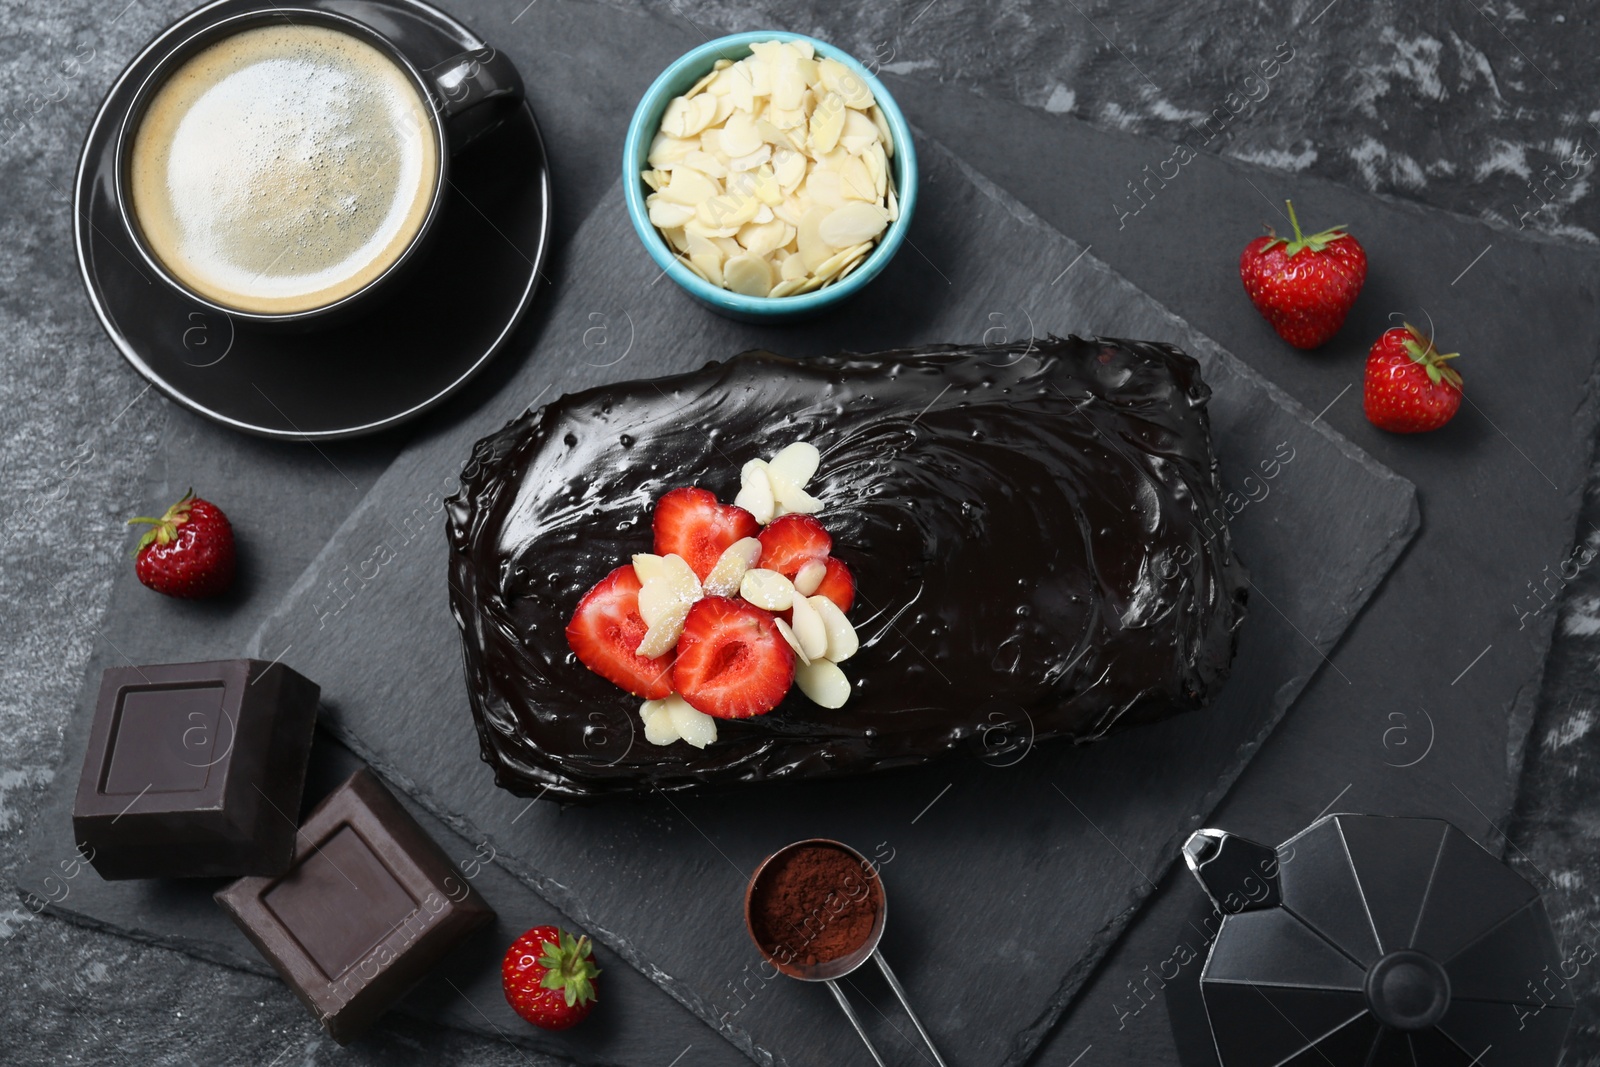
[900,73,1600,828]
[236,136,1415,1066]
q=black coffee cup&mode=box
[114,6,523,329]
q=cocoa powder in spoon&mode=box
[749,842,883,968]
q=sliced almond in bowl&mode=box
[640,40,899,301]
[647,198,696,229]
[724,253,775,297]
[819,203,887,248]
[718,110,763,158]
[810,94,846,154]
[809,241,874,287]
[647,133,697,167]
[796,205,834,271]
[658,165,719,206]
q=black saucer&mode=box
[75,0,552,440]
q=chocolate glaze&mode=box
[447,338,1248,801]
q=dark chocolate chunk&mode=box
[447,338,1248,800]
[72,659,319,879]
[215,768,495,1044]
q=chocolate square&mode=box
[72,660,319,880]
[102,683,226,795]
[263,825,421,978]
[215,769,494,1044]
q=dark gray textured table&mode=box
[5,1,1600,1065]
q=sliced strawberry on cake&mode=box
[672,597,796,719]
[566,565,675,699]
[653,488,760,580]
[504,438,859,765]
[756,514,831,579]
[812,557,855,613]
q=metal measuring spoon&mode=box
[744,838,948,1066]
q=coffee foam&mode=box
[129,24,439,315]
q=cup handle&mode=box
[425,46,524,151]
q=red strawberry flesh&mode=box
[566,565,674,698]
[672,596,795,718]
[653,487,760,580]
[813,556,856,613]
[757,513,832,578]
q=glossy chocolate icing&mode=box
[447,338,1247,800]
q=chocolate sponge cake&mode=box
[447,337,1248,800]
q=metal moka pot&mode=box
[1182,813,1573,1066]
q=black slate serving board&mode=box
[232,139,1415,1066]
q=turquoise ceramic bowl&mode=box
[623,31,918,323]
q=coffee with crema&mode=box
[128,24,439,315]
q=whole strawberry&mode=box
[1363,324,1464,433]
[1240,200,1367,349]
[128,490,236,598]
[502,926,600,1031]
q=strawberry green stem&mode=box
[1401,323,1465,391]
[127,489,196,554]
[537,930,601,1007]
[1264,201,1352,257]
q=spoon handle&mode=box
[825,978,889,1067]
[874,950,950,1067]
